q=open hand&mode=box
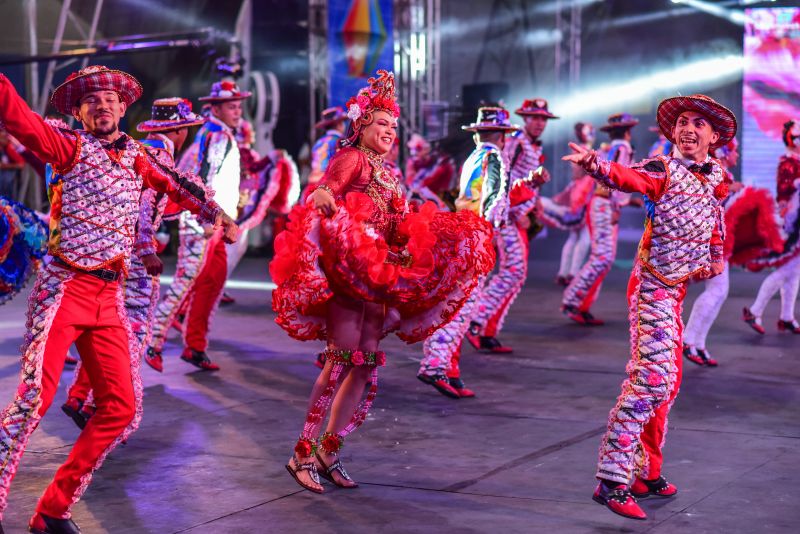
[561,142,599,174]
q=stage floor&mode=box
[1,236,798,533]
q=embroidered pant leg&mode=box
[569,225,591,277]
[150,222,208,351]
[472,225,527,332]
[36,272,141,518]
[683,263,729,348]
[184,233,228,352]
[596,264,686,484]
[225,227,250,279]
[562,197,617,313]
[0,265,74,518]
[419,275,486,377]
[483,225,530,337]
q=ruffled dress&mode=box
[270,145,495,343]
[722,185,784,268]
[742,180,800,271]
[0,197,48,304]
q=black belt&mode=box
[53,257,121,282]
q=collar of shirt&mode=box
[671,147,711,169]
[326,129,343,138]
[208,115,232,132]
[610,139,631,149]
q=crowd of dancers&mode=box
[0,64,797,531]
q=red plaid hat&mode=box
[657,94,737,149]
[514,98,559,119]
[51,65,142,115]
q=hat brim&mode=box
[51,70,143,115]
[136,117,206,133]
[599,120,639,132]
[315,116,347,129]
[514,109,559,119]
[198,92,252,102]
[462,124,520,132]
[657,96,737,149]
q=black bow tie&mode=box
[100,136,128,151]
[688,162,713,176]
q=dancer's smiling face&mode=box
[72,90,126,140]
[672,111,719,162]
[359,110,397,155]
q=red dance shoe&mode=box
[181,348,221,371]
[742,307,765,334]
[581,311,605,326]
[563,305,586,325]
[64,353,78,366]
[448,377,476,398]
[592,481,647,520]
[555,275,570,287]
[314,352,326,369]
[683,345,718,367]
[777,319,800,334]
[145,347,164,372]
[465,321,482,350]
[417,373,460,399]
[29,512,81,534]
[61,396,86,430]
[630,476,678,499]
[478,336,513,354]
[220,291,236,306]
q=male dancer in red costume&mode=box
[465,98,556,354]
[146,80,247,372]
[564,94,735,521]
[0,66,236,533]
[562,113,641,325]
[61,97,207,429]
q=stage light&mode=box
[674,0,746,25]
[159,275,277,291]
[551,54,744,118]
[523,29,563,48]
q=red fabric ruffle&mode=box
[724,187,784,268]
[270,193,495,343]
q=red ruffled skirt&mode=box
[723,186,784,268]
[270,192,495,343]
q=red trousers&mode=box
[0,266,139,519]
[183,232,228,351]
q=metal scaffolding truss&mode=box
[554,0,582,91]
[472,0,537,88]
[308,0,329,137]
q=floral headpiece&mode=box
[345,70,400,123]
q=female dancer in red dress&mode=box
[271,71,494,493]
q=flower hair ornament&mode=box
[342,70,400,146]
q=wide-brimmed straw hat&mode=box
[462,106,520,132]
[198,80,252,103]
[51,65,142,115]
[514,98,559,119]
[315,106,347,129]
[599,112,639,132]
[657,94,737,149]
[136,98,205,133]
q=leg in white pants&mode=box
[569,226,591,278]
[683,263,729,349]
[750,255,800,322]
[558,229,580,278]
[225,228,250,279]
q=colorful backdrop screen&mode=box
[328,0,394,109]
[742,7,800,190]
